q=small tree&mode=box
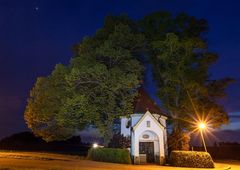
[108,133,130,148]
[168,130,190,152]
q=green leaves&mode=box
[24,17,144,145]
[58,95,92,129]
[24,64,75,142]
[148,30,233,130]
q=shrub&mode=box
[170,150,215,168]
[87,147,131,164]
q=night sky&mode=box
[0,0,239,141]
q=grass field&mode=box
[0,151,237,170]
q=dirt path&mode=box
[0,151,235,170]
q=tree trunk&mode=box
[103,122,113,147]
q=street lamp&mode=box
[199,123,206,129]
[198,122,207,152]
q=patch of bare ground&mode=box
[0,151,236,170]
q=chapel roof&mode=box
[134,88,167,117]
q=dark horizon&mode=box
[0,0,239,140]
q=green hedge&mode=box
[170,150,215,168]
[87,147,131,164]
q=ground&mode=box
[0,151,237,170]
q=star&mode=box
[34,6,39,11]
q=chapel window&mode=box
[147,121,150,127]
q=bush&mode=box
[87,147,131,164]
[170,150,215,168]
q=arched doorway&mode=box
[139,130,159,163]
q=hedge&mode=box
[87,147,131,164]
[170,150,215,168]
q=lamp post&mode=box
[198,122,207,152]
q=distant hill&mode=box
[0,132,90,156]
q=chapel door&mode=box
[139,142,155,163]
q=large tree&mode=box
[150,33,233,128]
[24,16,145,146]
[140,12,234,149]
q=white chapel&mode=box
[120,89,168,165]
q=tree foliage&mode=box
[24,64,75,141]
[140,12,234,132]
[24,16,145,145]
[150,33,233,129]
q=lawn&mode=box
[0,151,236,170]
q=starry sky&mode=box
[0,0,239,141]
